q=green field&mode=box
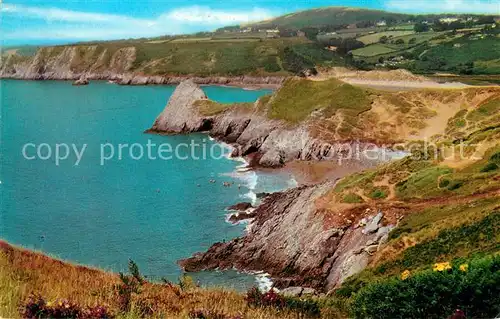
[351,44,398,57]
[413,35,500,74]
[390,31,445,45]
[357,31,415,44]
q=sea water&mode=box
[0,80,296,290]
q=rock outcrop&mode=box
[227,202,254,211]
[72,76,89,86]
[147,80,377,168]
[179,183,394,290]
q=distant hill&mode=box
[247,7,411,29]
[245,6,499,31]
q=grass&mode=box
[342,193,364,203]
[266,78,372,123]
[194,100,253,116]
[0,241,344,319]
[413,35,500,75]
[338,199,500,299]
[356,31,414,45]
[350,44,398,57]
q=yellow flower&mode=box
[46,301,53,307]
[433,262,452,272]
[401,270,411,280]
[459,264,469,272]
[58,301,63,307]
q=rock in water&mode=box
[227,202,253,211]
[149,80,210,133]
[72,77,89,86]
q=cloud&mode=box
[385,0,500,14]
[164,6,273,24]
[1,4,276,43]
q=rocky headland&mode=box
[146,78,500,293]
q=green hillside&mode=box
[248,7,410,29]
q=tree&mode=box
[394,39,405,45]
[409,38,417,44]
[414,22,430,33]
[379,36,389,44]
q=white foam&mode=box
[254,271,274,292]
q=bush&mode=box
[351,255,500,319]
[369,188,387,199]
[414,22,430,33]
[20,294,112,319]
[246,287,320,317]
[481,162,499,173]
[179,274,197,291]
[394,39,405,45]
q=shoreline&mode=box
[0,74,286,90]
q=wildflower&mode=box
[46,301,53,307]
[433,262,452,272]
[401,270,411,280]
[459,264,468,272]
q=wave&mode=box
[253,271,274,292]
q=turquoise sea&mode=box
[0,80,296,289]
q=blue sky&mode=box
[2,0,499,46]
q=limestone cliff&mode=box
[0,46,285,87]
[146,80,377,168]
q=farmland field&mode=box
[351,44,398,57]
[412,35,500,74]
[357,30,415,44]
[390,32,446,45]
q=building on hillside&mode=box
[297,30,306,37]
[326,46,338,51]
[266,29,280,38]
[439,17,459,23]
[376,20,387,27]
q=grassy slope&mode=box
[248,7,410,29]
[266,78,372,123]
[0,241,318,319]
[414,35,500,74]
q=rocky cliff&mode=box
[0,46,286,87]
[148,80,397,291]
[179,183,394,290]
[147,79,378,168]
[148,79,500,292]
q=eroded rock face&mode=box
[146,80,377,168]
[149,80,209,133]
[179,180,394,291]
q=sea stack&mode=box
[148,79,210,133]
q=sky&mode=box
[1,0,499,46]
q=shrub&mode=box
[394,39,405,45]
[116,259,144,312]
[369,188,387,199]
[351,255,500,319]
[481,162,499,172]
[246,287,320,317]
[20,294,112,319]
[179,274,197,291]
